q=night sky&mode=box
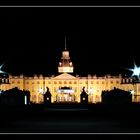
[0,8,140,77]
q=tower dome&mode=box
[58,37,74,73]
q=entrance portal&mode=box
[56,87,75,102]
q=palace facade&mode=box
[0,40,140,104]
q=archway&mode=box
[56,87,75,102]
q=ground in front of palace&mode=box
[0,103,140,133]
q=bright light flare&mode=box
[130,90,135,95]
[0,63,6,74]
[128,62,140,77]
[38,88,43,94]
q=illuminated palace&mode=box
[0,40,140,104]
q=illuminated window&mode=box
[37,81,40,84]
[33,95,36,100]
[12,81,14,84]
[85,81,88,84]
[48,81,51,84]
[54,87,56,92]
[64,81,67,84]
[96,81,99,84]
[43,81,45,84]
[59,81,62,84]
[102,81,104,84]
[116,81,119,84]
[17,81,20,84]
[32,82,34,84]
[26,81,29,84]
[54,81,57,84]
[111,86,114,89]
[91,81,93,84]
[138,86,140,92]
[74,81,77,84]
[69,81,72,84]
[111,81,113,84]
[32,89,34,92]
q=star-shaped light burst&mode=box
[0,63,6,74]
[128,62,140,77]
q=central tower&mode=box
[58,37,74,73]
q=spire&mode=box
[65,36,67,50]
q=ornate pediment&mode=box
[53,73,77,80]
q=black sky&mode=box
[0,7,139,76]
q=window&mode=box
[59,81,62,84]
[69,81,72,84]
[116,81,119,84]
[54,87,57,92]
[12,81,14,84]
[37,81,40,84]
[102,81,104,84]
[138,86,140,92]
[91,81,93,84]
[48,81,51,84]
[54,81,57,84]
[96,81,99,84]
[111,81,113,84]
[64,81,67,84]
[32,82,34,84]
[111,86,114,89]
[74,81,77,84]
[74,87,77,92]
[26,81,29,84]
[33,95,36,100]
[17,81,20,84]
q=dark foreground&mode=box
[1,103,140,133]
